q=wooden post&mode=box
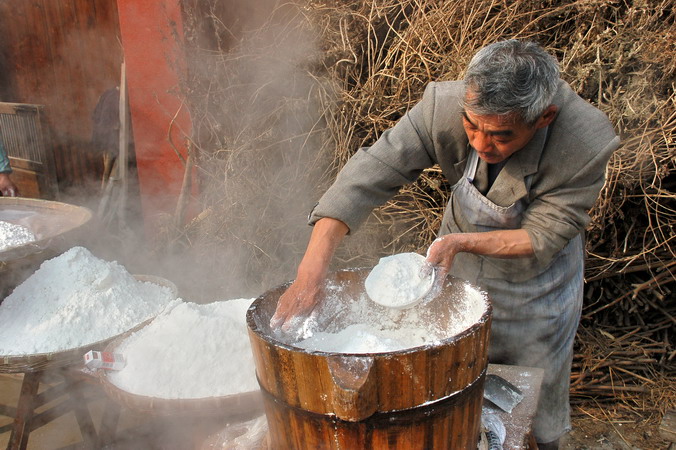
[117,61,129,227]
[7,372,41,450]
[116,1,193,236]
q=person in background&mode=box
[270,40,620,448]
[0,139,18,196]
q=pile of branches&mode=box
[177,0,673,410]
[301,0,675,412]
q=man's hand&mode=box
[425,229,535,279]
[269,217,349,332]
[0,173,18,197]
[270,273,324,332]
[425,234,467,280]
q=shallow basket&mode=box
[0,197,92,263]
[1,197,93,299]
[98,317,263,418]
[0,274,177,373]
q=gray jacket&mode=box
[310,80,620,279]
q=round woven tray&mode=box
[0,197,92,263]
[0,274,177,374]
[98,319,263,418]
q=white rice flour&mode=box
[108,298,258,399]
[0,220,36,251]
[0,246,176,355]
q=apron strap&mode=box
[465,148,479,183]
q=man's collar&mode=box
[485,125,549,205]
[511,124,549,177]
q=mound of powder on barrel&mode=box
[108,298,258,399]
[0,246,176,355]
[294,280,487,354]
[365,253,434,308]
[0,220,36,251]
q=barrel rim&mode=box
[246,268,492,357]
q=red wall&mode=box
[116,1,192,233]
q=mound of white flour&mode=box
[365,253,434,309]
[294,279,488,354]
[295,322,430,353]
[0,246,176,355]
[108,298,258,399]
[0,220,36,251]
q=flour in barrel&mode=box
[0,220,36,251]
[294,279,488,354]
[108,298,259,399]
[0,246,176,355]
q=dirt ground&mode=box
[561,406,673,450]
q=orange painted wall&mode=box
[116,1,192,232]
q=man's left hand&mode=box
[425,229,535,280]
[425,234,467,280]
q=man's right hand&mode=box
[268,217,349,332]
[270,273,324,332]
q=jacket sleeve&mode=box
[522,133,621,266]
[308,84,438,232]
[0,140,11,173]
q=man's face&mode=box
[461,109,540,164]
[461,90,558,164]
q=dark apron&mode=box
[442,148,583,443]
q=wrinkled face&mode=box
[461,109,540,164]
[462,90,557,164]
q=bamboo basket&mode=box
[98,353,263,418]
[0,197,92,263]
[98,299,263,419]
[1,197,93,299]
[0,275,177,374]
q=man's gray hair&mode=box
[463,40,560,125]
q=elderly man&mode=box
[0,139,18,196]
[272,40,620,448]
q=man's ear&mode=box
[535,105,558,129]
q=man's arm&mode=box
[270,217,349,331]
[426,229,534,279]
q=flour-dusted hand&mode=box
[269,217,349,332]
[425,234,468,281]
[270,274,324,332]
[0,173,18,197]
[426,230,536,281]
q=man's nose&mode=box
[472,131,493,152]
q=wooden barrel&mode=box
[246,269,492,449]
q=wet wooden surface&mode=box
[486,364,544,450]
[202,363,544,449]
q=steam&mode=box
[2,0,391,304]
[46,1,339,303]
[1,2,338,448]
[161,1,336,301]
